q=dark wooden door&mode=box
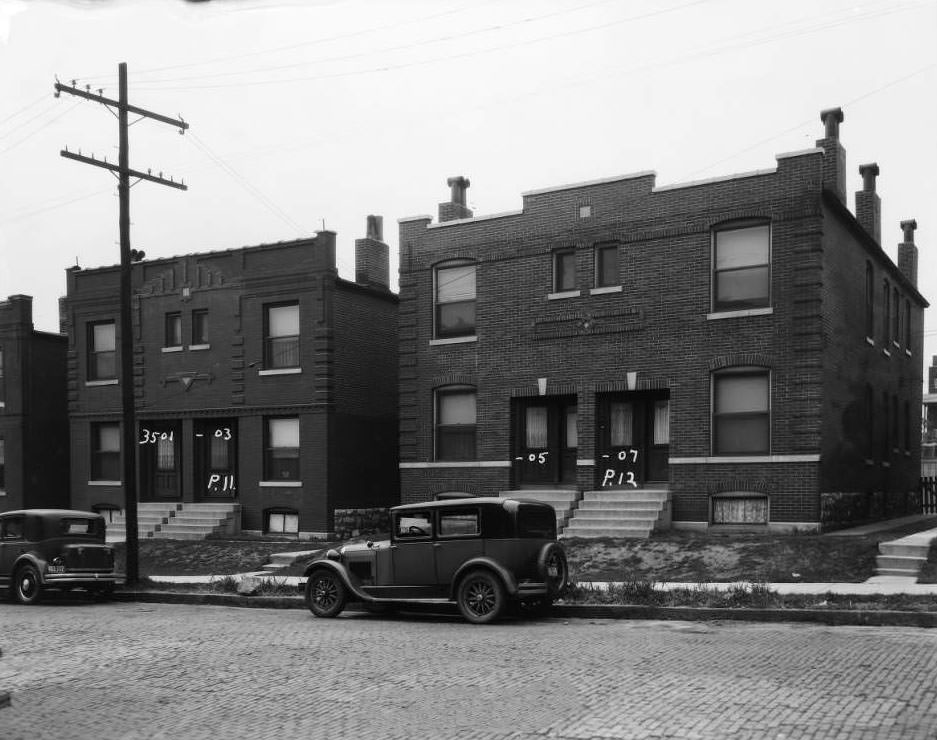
[513,397,577,487]
[139,421,181,500]
[596,392,669,488]
[194,419,238,500]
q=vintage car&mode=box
[303,497,568,624]
[0,509,121,604]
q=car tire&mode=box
[456,569,505,625]
[13,564,43,605]
[539,543,569,598]
[305,569,346,618]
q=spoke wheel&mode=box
[457,569,504,625]
[14,564,43,605]
[305,570,346,618]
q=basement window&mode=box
[266,508,299,535]
[712,494,768,525]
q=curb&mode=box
[112,591,937,628]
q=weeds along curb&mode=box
[112,591,937,627]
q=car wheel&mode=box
[305,569,346,618]
[456,569,504,624]
[541,544,569,598]
[13,565,43,605]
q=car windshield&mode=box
[516,505,556,538]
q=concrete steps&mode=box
[499,489,581,529]
[875,535,933,579]
[105,502,240,542]
[561,488,671,539]
[105,503,180,542]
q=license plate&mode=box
[547,566,558,577]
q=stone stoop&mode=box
[560,488,671,538]
[154,502,241,540]
[875,540,932,578]
[104,502,181,543]
[498,490,581,531]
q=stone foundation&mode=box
[333,507,391,540]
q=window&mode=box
[192,310,208,345]
[165,313,182,348]
[865,384,874,460]
[439,509,480,537]
[578,204,592,218]
[904,299,912,349]
[904,400,911,452]
[266,509,299,535]
[882,390,890,458]
[0,437,4,493]
[554,250,576,292]
[91,423,120,481]
[435,387,476,460]
[882,279,890,346]
[712,223,770,311]
[1,516,24,540]
[893,288,900,346]
[265,303,300,369]
[264,417,299,481]
[712,368,770,455]
[395,511,433,538]
[88,321,116,380]
[865,262,874,339]
[712,495,768,524]
[434,262,476,338]
[594,243,619,288]
[0,345,4,405]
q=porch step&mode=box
[873,528,937,579]
[561,488,671,539]
[498,489,581,529]
[154,503,240,540]
[875,555,927,572]
[105,503,181,543]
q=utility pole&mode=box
[56,63,188,585]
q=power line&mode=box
[0,91,53,128]
[0,101,82,157]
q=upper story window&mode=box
[88,321,116,381]
[712,367,770,455]
[882,278,890,346]
[264,303,300,369]
[553,250,576,293]
[165,312,182,348]
[434,262,476,339]
[0,346,4,405]
[265,417,300,481]
[712,222,770,312]
[904,299,912,350]
[865,262,874,340]
[892,288,900,346]
[91,422,120,481]
[0,437,5,493]
[594,243,619,288]
[435,386,477,461]
[192,309,209,345]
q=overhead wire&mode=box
[0,101,82,157]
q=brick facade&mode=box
[62,226,398,538]
[0,295,69,512]
[397,109,927,532]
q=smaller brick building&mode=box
[0,295,69,512]
[62,219,398,538]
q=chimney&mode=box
[438,176,473,223]
[354,215,389,289]
[855,163,881,243]
[816,107,846,203]
[897,219,918,287]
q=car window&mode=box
[396,512,433,539]
[61,518,95,535]
[439,509,480,538]
[517,505,556,538]
[1,517,25,540]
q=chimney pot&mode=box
[859,163,879,192]
[901,219,918,244]
[820,107,844,140]
[447,176,470,206]
[366,214,383,242]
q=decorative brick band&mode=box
[708,352,772,371]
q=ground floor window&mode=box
[712,494,769,525]
[91,422,121,481]
[712,368,770,455]
[265,417,300,481]
[266,509,299,535]
[92,503,121,523]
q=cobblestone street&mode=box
[1,602,936,739]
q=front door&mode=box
[194,419,238,500]
[139,421,181,500]
[596,392,670,488]
[513,396,577,487]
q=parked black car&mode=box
[304,497,568,624]
[0,509,121,604]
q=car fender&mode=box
[450,557,518,600]
[303,559,375,603]
[11,553,47,583]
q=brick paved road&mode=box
[1,602,936,740]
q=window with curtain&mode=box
[712,223,770,311]
[156,435,175,471]
[712,368,770,455]
[653,400,670,445]
[610,402,634,447]
[88,321,116,380]
[91,423,120,481]
[267,510,299,534]
[265,417,300,480]
[265,303,300,369]
[435,262,476,338]
[435,387,476,460]
[565,406,578,449]
[712,495,768,524]
[192,310,208,345]
[525,407,548,448]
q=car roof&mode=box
[391,497,553,513]
[0,509,104,519]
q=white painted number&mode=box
[214,428,232,440]
[139,428,173,445]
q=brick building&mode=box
[0,295,69,512]
[924,356,937,477]
[397,108,927,534]
[62,219,398,538]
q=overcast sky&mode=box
[1,0,936,374]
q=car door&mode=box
[0,515,27,583]
[434,507,484,585]
[390,509,438,595]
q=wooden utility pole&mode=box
[56,63,188,585]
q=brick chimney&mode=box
[354,215,389,289]
[816,107,846,204]
[897,219,918,287]
[855,163,881,244]
[438,176,473,223]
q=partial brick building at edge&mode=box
[62,222,398,538]
[397,108,927,534]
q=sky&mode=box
[1,0,936,376]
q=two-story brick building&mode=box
[0,295,69,512]
[63,219,398,538]
[397,108,927,534]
